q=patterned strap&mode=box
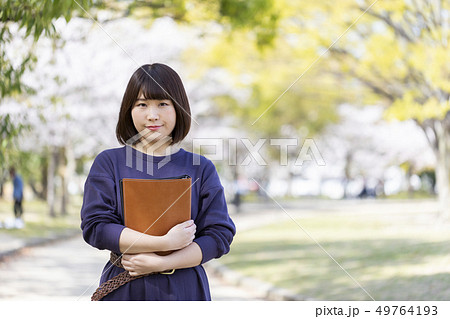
[91,252,145,301]
[110,252,125,268]
[91,252,176,301]
[91,270,145,301]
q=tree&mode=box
[309,0,450,217]
[182,2,355,192]
[1,0,281,215]
[195,0,450,216]
[0,0,93,98]
[0,0,92,195]
[0,114,27,197]
[319,104,434,198]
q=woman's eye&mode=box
[159,102,169,107]
[136,103,146,107]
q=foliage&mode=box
[0,0,283,211]
[0,0,92,98]
[0,0,280,133]
[218,0,279,46]
[201,0,450,132]
[0,114,28,169]
[303,0,450,123]
[188,0,450,213]
[0,0,93,178]
[307,0,450,216]
[183,2,349,164]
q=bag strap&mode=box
[91,252,145,301]
[91,270,145,301]
[91,252,176,301]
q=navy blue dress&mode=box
[80,146,236,300]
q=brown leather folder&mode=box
[120,175,192,254]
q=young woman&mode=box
[80,63,236,301]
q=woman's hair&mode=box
[116,63,191,145]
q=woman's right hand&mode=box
[162,220,196,251]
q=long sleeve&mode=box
[193,160,236,264]
[13,175,23,200]
[80,153,125,253]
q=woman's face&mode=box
[131,93,177,144]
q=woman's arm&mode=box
[121,242,202,276]
[119,228,166,254]
[119,220,196,254]
[163,242,202,269]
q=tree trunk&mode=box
[60,142,75,216]
[287,170,294,197]
[60,147,67,216]
[0,169,7,198]
[41,156,48,200]
[28,179,45,200]
[434,120,450,220]
[47,146,58,218]
[343,151,353,198]
[406,163,414,199]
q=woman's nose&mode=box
[146,106,159,120]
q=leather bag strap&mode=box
[91,252,145,301]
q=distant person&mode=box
[232,188,242,213]
[357,184,368,199]
[9,167,24,228]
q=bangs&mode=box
[117,63,191,145]
[138,74,172,101]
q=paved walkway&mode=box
[0,199,440,301]
[0,234,263,300]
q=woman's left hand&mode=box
[121,252,166,276]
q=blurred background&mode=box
[1,0,449,300]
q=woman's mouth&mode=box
[146,125,162,131]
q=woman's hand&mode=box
[162,220,196,251]
[121,252,165,276]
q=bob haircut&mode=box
[116,63,191,145]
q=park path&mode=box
[0,233,262,300]
[0,199,439,301]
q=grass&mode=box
[221,207,450,300]
[0,196,82,239]
[385,190,436,200]
[241,190,436,203]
